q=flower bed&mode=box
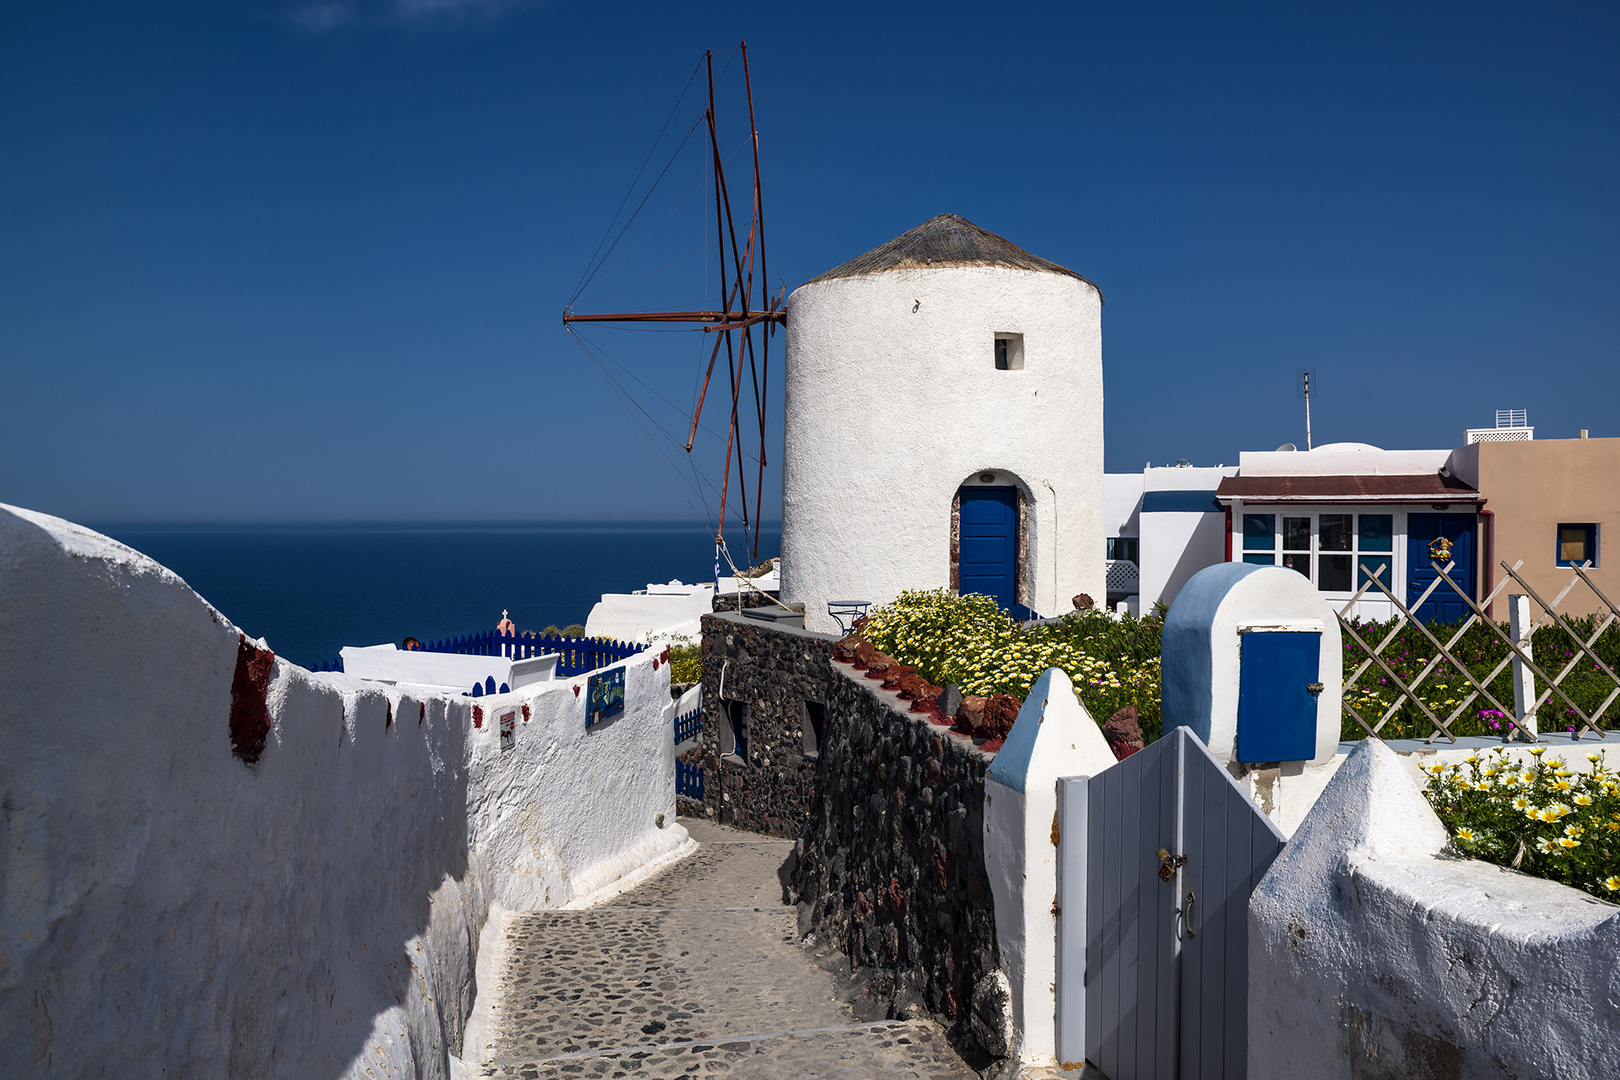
[1341,613,1620,740]
[1423,747,1620,899]
[860,590,1164,740]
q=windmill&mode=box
[563,43,783,569]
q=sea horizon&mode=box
[91,519,783,670]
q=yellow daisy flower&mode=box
[1512,796,1529,810]
[1456,828,1476,842]
[1606,877,1620,892]
[1574,794,1593,806]
[1558,837,1581,849]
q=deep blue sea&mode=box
[90,523,781,670]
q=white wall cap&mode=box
[987,668,1116,792]
[1142,464,1239,490]
[1238,446,1451,477]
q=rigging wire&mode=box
[568,55,705,306]
[571,325,751,454]
[570,113,706,308]
[567,327,717,530]
[575,133,757,312]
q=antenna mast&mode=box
[1298,369,1315,451]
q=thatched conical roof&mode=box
[806,213,1100,299]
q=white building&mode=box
[1217,441,1483,622]
[584,564,781,644]
[779,214,1106,633]
[1104,463,1237,613]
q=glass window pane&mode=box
[1243,514,1275,550]
[1358,555,1393,589]
[1243,552,1276,565]
[1282,551,1311,578]
[1558,524,1595,566]
[1319,554,1352,592]
[1283,517,1312,552]
[1358,514,1393,553]
[1320,514,1353,552]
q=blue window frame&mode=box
[1557,523,1598,568]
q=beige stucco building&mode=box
[1450,436,1619,618]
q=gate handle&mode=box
[1176,891,1197,940]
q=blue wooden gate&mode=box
[1405,513,1477,624]
[1056,727,1286,1079]
[959,486,1018,609]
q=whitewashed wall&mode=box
[1250,738,1620,1079]
[780,266,1104,632]
[0,504,684,1080]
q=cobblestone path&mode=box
[478,820,978,1080]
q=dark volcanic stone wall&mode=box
[792,668,1007,1069]
[695,611,839,837]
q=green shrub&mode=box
[562,624,587,639]
[657,634,702,683]
[1423,747,1620,899]
[860,590,1163,739]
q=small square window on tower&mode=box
[994,333,1025,370]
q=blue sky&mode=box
[3,1,1616,524]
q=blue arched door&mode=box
[959,486,1019,609]
[1406,513,1476,624]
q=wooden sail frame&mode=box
[562,43,783,560]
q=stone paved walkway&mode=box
[478,820,978,1080]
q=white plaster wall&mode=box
[1239,444,1451,476]
[340,643,513,693]
[1102,473,1142,539]
[982,669,1116,1070]
[585,590,712,644]
[0,504,684,1080]
[1139,511,1226,610]
[1250,738,1620,1079]
[780,266,1104,632]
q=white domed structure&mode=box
[780,214,1105,633]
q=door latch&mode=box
[1306,682,1325,695]
[1155,848,1187,882]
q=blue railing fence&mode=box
[674,705,702,745]
[313,631,646,682]
[675,760,705,800]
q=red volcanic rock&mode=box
[854,639,877,668]
[982,694,1021,738]
[954,695,986,736]
[835,634,864,663]
[1102,706,1146,761]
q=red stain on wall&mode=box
[521,704,531,724]
[229,633,276,764]
[419,701,426,724]
[385,699,393,728]
[472,705,484,729]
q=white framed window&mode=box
[1239,510,1398,595]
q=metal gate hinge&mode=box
[1155,848,1187,882]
